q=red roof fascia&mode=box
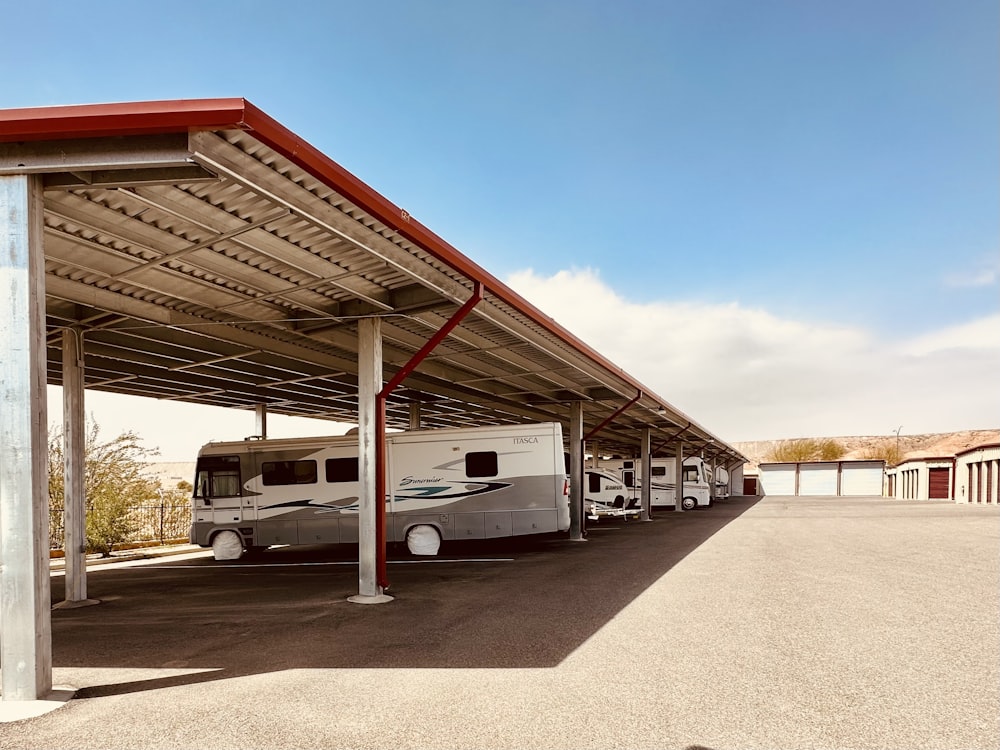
[0,98,251,141]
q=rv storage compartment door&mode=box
[339,515,359,543]
[298,518,340,544]
[256,520,299,546]
[512,509,556,535]
[484,511,513,538]
[454,513,485,539]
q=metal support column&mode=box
[255,403,268,439]
[55,327,97,608]
[0,174,53,701]
[674,441,685,512]
[568,400,585,541]
[408,402,421,430]
[640,427,652,521]
[349,317,392,604]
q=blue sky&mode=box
[2,0,997,455]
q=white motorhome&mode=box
[583,468,641,521]
[190,422,570,560]
[597,456,713,510]
[714,466,730,500]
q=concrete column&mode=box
[408,402,421,430]
[640,428,652,521]
[710,456,718,502]
[0,174,53,701]
[59,328,93,606]
[254,403,268,439]
[568,401,585,541]
[674,441,685,512]
[354,317,381,598]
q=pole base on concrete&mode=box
[0,687,75,723]
[52,598,101,610]
[347,593,394,605]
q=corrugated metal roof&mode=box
[1,98,745,463]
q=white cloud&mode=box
[944,257,999,288]
[897,314,1000,356]
[506,267,1000,441]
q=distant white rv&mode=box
[597,456,713,510]
[190,422,570,560]
[583,468,641,521]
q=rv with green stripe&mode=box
[190,422,570,559]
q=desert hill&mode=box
[734,429,1000,472]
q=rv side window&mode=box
[683,466,699,483]
[623,470,635,488]
[194,455,241,498]
[651,466,667,477]
[588,473,602,493]
[623,460,635,469]
[262,460,317,486]
[325,457,359,483]
[466,451,498,478]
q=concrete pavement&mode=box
[1,495,997,749]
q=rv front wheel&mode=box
[211,530,244,561]
[406,525,441,556]
[681,497,697,511]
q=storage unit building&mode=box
[885,457,955,501]
[955,443,1000,505]
[759,460,886,497]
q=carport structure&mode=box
[0,98,746,702]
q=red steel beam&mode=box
[653,422,692,455]
[583,391,642,443]
[374,281,485,589]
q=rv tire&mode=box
[211,529,244,561]
[406,524,441,556]
[681,496,697,511]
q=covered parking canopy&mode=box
[0,98,746,701]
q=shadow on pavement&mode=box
[51,497,762,698]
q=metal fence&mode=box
[49,502,191,550]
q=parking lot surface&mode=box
[1,495,998,749]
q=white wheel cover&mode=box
[212,530,244,560]
[406,525,440,555]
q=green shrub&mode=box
[49,419,161,557]
[767,438,845,463]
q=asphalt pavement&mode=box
[1,495,997,750]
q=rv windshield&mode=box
[194,455,241,499]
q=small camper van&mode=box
[190,422,570,560]
[583,468,641,521]
[597,456,713,510]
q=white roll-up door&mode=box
[760,464,796,495]
[841,461,885,496]
[798,463,839,496]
